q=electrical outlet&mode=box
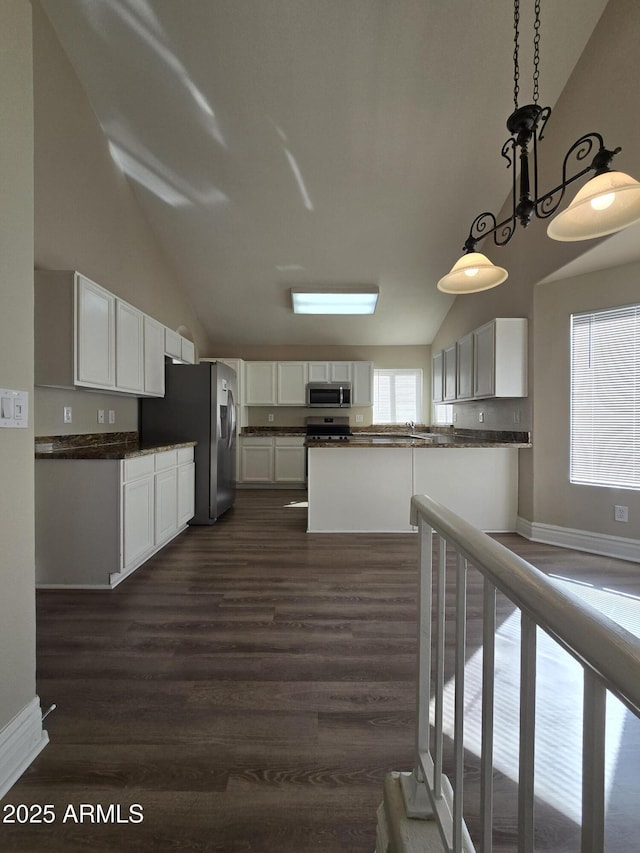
[268,413,274,422]
[355,414,363,423]
[97,409,105,424]
[63,406,72,424]
[479,411,485,423]
[452,412,457,423]
[108,410,116,424]
[614,505,629,523]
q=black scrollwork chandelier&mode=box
[437,0,640,294]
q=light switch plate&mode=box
[0,389,28,428]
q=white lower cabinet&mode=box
[154,452,179,545]
[274,437,306,482]
[178,450,196,525]
[35,446,195,588]
[240,436,275,482]
[123,474,155,569]
[240,435,306,484]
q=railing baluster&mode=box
[454,552,467,853]
[481,578,496,853]
[434,534,447,800]
[402,516,435,819]
[417,517,433,758]
[581,670,606,853]
[518,613,537,853]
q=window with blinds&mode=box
[373,369,423,424]
[570,304,639,489]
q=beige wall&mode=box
[431,0,640,525]
[534,262,640,539]
[35,388,138,437]
[207,344,431,426]
[0,0,37,733]
[32,1,212,437]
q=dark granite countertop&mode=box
[307,427,531,449]
[241,424,531,448]
[241,427,306,436]
[306,436,530,448]
[35,432,197,460]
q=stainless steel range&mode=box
[305,415,352,441]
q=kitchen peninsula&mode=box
[307,428,531,533]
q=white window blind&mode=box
[373,369,422,424]
[570,304,639,489]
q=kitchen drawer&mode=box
[241,436,274,447]
[155,449,178,471]
[275,436,305,447]
[123,454,155,482]
[177,446,194,465]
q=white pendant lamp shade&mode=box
[437,252,508,294]
[547,171,640,241]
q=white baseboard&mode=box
[0,697,49,800]
[516,517,640,564]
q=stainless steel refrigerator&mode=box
[139,361,237,524]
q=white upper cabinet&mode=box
[351,361,374,406]
[456,332,474,400]
[164,327,195,364]
[143,315,165,397]
[330,361,352,383]
[34,269,190,398]
[308,361,354,384]
[116,300,144,393]
[473,318,528,399]
[181,337,195,364]
[308,362,331,382]
[245,361,277,405]
[244,360,373,407]
[430,318,528,406]
[276,362,308,405]
[164,327,182,359]
[432,351,443,403]
[35,271,116,391]
[76,275,116,389]
[443,344,457,401]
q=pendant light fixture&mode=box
[437,0,640,295]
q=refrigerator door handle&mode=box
[228,388,237,449]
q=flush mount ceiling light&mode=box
[291,286,379,314]
[438,0,640,295]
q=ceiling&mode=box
[41,0,611,348]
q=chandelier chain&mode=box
[513,0,520,109]
[533,0,541,104]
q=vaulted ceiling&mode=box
[41,0,610,347]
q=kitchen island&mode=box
[307,430,530,533]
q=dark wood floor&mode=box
[2,489,639,852]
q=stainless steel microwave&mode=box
[306,382,352,408]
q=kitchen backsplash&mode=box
[247,406,374,428]
[34,386,138,436]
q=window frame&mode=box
[372,368,423,425]
[570,302,639,491]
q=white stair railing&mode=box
[392,494,640,853]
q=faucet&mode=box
[406,420,416,433]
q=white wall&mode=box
[534,262,640,541]
[32,0,212,437]
[431,0,640,528]
[0,0,38,744]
